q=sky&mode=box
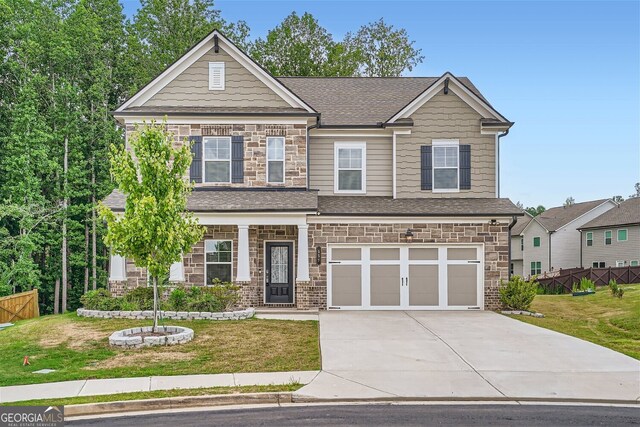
[119,0,640,208]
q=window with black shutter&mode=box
[189,135,202,183]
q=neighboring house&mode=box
[104,29,521,311]
[513,199,617,277]
[510,212,532,277]
[578,198,640,268]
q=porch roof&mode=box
[103,188,318,213]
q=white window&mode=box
[267,137,285,184]
[617,229,628,242]
[604,230,612,245]
[586,232,593,246]
[209,62,225,90]
[335,142,366,193]
[616,260,626,267]
[432,140,459,192]
[205,240,233,285]
[592,261,605,268]
[631,260,639,267]
[204,137,231,183]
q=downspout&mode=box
[579,229,583,268]
[306,117,319,190]
[548,231,553,272]
[508,215,518,278]
[496,129,509,197]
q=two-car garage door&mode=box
[328,245,484,310]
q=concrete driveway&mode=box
[296,311,640,402]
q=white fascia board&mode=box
[307,216,513,224]
[119,116,311,125]
[311,128,398,138]
[387,73,508,124]
[520,217,550,234]
[194,212,312,226]
[557,200,618,230]
[116,30,315,113]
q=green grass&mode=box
[0,313,320,387]
[1,383,301,406]
[510,283,640,359]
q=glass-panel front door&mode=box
[265,242,294,303]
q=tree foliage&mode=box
[525,205,546,217]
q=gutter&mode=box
[508,215,519,278]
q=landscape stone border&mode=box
[109,326,194,348]
[77,307,255,321]
[501,310,545,318]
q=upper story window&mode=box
[586,232,593,246]
[209,62,225,90]
[617,229,628,242]
[204,137,231,183]
[267,137,285,184]
[432,140,459,192]
[533,236,541,247]
[520,236,524,251]
[335,142,366,193]
[604,230,612,245]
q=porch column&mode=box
[296,224,310,282]
[236,225,251,282]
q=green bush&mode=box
[122,286,155,310]
[167,282,241,312]
[608,280,624,298]
[572,277,595,293]
[80,289,120,311]
[499,275,538,311]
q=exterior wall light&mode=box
[404,229,414,243]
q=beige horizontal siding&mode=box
[143,47,291,108]
[582,226,640,267]
[309,135,392,196]
[396,90,496,198]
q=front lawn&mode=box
[510,283,640,359]
[0,313,320,387]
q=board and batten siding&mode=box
[143,47,291,108]
[395,91,496,198]
[522,220,550,276]
[581,225,640,267]
[549,201,616,270]
[308,135,393,196]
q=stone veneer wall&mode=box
[124,123,308,188]
[306,222,510,310]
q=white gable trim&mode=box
[557,200,617,230]
[520,217,550,235]
[116,30,315,113]
[387,73,508,123]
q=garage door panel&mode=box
[332,265,362,306]
[447,264,478,306]
[409,265,438,306]
[370,265,400,306]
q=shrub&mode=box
[608,280,624,298]
[167,287,188,311]
[572,277,595,293]
[118,299,140,311]
[166,281,241,312]
[80,289,120,311]
[122,286,155,310]
[499,275,538,311]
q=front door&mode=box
[265,242,294,303]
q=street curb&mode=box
[64,393,292,417]
[64,392,638,417]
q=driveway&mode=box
[296,311,640,402]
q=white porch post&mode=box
[236,225,251,282]
[296,224,310,282]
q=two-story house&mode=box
[104,30,521,311]
[578,198,640,268]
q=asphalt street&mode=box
[68,404,640,426]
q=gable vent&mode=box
[209,62,225,90]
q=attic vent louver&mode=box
[209,62,225,90]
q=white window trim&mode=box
[604,230,612,245]
[208,62,225,90]
[334,142,366,194]
[530,261,541,276]
[615,260,625,267]
[205,239,234,285]
[617,228,628,242]
[432,139,460,193]
[266,136,285,184]
[586,232,593,246]
[203,136,231,183]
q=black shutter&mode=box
[231,135,244,183]
[421,145,432,190]
[189,136,202,183]
[459,144,471,190]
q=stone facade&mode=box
[125,123,308,188]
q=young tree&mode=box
[612,195,624,203]
[343,18,425,77]
[629,182,640,199]
[525,205,546,217]
[564,197,575,207]
[99,122,204,331]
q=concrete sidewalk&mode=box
[0,371,319,404]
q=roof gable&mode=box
[116,30,315,113]
[580,198,640,229]
[511,212,533,236]
[534,199,614,232]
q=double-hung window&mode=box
[530,261,541,276]
[586,232,593,246]
[267,137,285,184]
[205,240,233,284]
[432,140,459,191]
[604,230,612,245]
[335,142,365,193]
[520,237,524,251]
[533,236,541,247]
[204,137,231,183]
[617,229,628,242]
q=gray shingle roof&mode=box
[103,189,318,212]
[579,198,640,229]
[511,212,533,236]
[534,199,611,232]
[279,77,487,126]
[317,196,522,217]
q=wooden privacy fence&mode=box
[536,266,640,293]
[0,289,39,323]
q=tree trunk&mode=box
[91,163,97,291]
[54,278,60,315]
[61,135,68,313]
[152,275,159,333]
[84,222,89,294]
